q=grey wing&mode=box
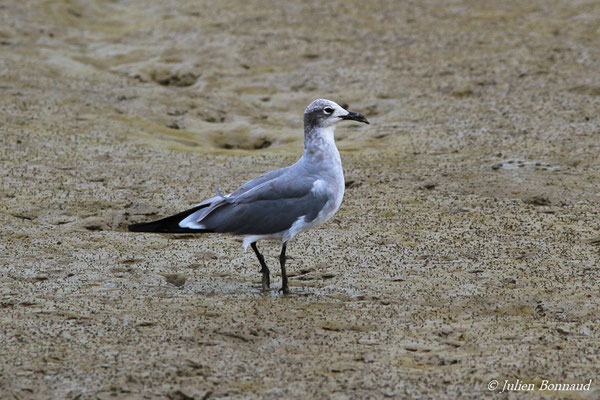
[180,166,294,230]
[199,176,328,235]
[228,166,290,197]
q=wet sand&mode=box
[1,0,599,398]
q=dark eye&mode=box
[324,107,334,114]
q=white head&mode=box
[303,99,370,130]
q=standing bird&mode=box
[128,99,369,293]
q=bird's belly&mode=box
[311,197,341,227]
[312,173,345,227]
[283,191,343,242]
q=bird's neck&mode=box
[302,126,344,190]
[303,126,338,158]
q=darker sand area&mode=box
[1,1,599,399]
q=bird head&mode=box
[304,99,370,129]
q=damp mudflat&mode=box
[1,1,599,399]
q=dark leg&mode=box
[251,242,270,291]
[279,242,289,294]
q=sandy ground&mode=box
[1,0,599,399]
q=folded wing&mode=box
[128,165,329,236]
[183,174,329,236]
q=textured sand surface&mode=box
[1,1,599,399]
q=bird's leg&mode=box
[251,242,270,291]
[279,242,289,294]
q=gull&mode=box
[128,99,370,294]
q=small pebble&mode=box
[162,273,188,288]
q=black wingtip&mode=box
[127,204,213,234]
[128,222,159,232]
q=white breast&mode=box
[283,165,344,242]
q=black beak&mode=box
[340,111,370,124]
